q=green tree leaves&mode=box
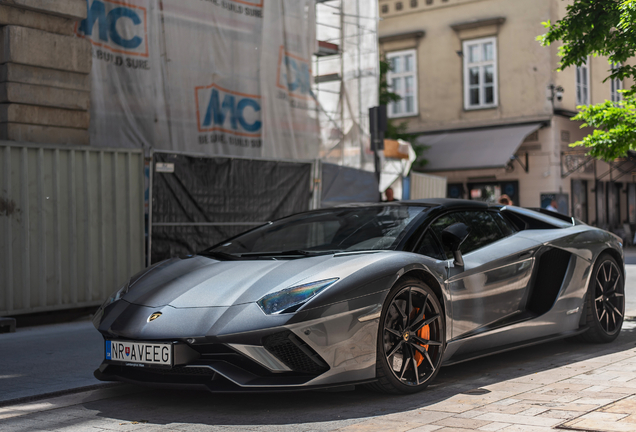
[539,0,636,160]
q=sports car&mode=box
[93,199,625,394]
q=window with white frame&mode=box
[386,49,418,117]
[576,59,590,105]
[611,63,623,103]
[463,37,498,109]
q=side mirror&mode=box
[442,222,470,267]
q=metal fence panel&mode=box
[0,142,145,316]
[149,151,314,264]
[410,172,447,199]
[320,163,379,207]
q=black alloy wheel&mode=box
[579,254,625,343]
[369,278,445,394]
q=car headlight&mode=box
[257,278,338,315]
[104,280,130,306]
[92,280,130,329]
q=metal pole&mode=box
[357,0,363,168]
[374,148,381,192]
[370,107,381,197]
[315,2,319,117]
[313,158,323,209]
[594,159,598,226]
[339,0,345,166]
[147,151,153,267]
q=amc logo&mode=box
[76,0,148,57]
[277,46,311,99]
[195,84,262,137]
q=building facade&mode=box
[379,0,636,231]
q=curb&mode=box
[0,383,121,408]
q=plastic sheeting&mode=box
[320,163,379,207]
[150,153,312,263]
[380,139,417,192]
[77,0,319,160]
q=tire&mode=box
[577,253,625,343]
[368,277,446,394]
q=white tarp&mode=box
[380,139,416,192]
[76,0,318,159]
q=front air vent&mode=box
[526,248,572,315]
[262,331,329,375]
[149,366,216,376]
[190,344,236,355]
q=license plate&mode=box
[105,340,172,367]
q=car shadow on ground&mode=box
[74,323,636,429]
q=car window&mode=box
[492,211,516,237]
[415,230,446,260]
[457,211,505,254]
[428,213,464,259]
[207,205,431,258]
[252,220,341,251]
[423,210,506,259]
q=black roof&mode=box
[401,198,490,210]
[334,198,494,209]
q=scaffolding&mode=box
[313,0,379,171]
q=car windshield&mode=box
[203,205,430,259]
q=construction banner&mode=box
[76,0,318,160]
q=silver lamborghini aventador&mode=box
[93,199,625,394]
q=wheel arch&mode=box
[598,247,624,277]
[576,246,625,342]
[397,269,446,315]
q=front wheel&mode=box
[369,278,445,394]
[578,253,625,343]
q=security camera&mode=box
[547,85,564,103]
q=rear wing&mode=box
[500,206,580,230]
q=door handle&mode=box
[518,251,532,259]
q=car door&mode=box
[419,210,538,340]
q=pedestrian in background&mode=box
[498,194,513,206]
[384,187,399,202]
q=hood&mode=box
[122,252,389,308]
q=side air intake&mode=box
[526,248,572,315]
[262,331,329,375]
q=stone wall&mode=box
[0,0,90,145]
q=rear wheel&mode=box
[578,253,624,343]
[369,278,445,394]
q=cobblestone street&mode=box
[2,320,636,432]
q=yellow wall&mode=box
[379,0,556,133]
[379,0,633,223]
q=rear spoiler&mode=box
[524,208,579,226]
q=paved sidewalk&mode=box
[0,320,104,403]
[2,321,636,432]
[622,246,636,265]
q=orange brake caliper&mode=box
[412,308,430,366]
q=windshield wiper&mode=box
[238,249,339,257]
[198,250,240,261]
